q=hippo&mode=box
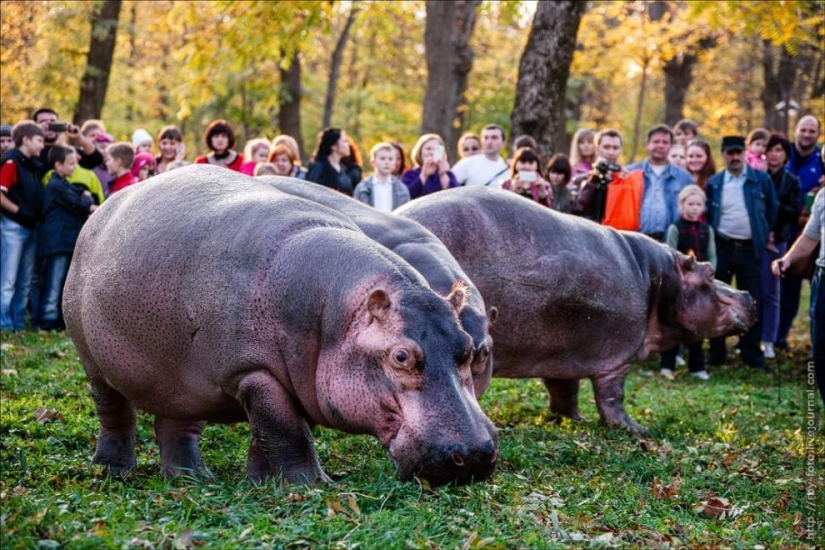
[63,165,497,486]
[259,176,497,396]
[396,187,754,434]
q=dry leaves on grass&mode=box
[651,474,682,500]
[34,407,64,424]
[691,496,745,519]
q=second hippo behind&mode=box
[397,187,755,435]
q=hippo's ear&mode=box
[677,254,696,274]
[487,306,499,326]
[367,289,392,323]
[447,281,470,312]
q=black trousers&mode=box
[708,236,763,365]
[811,267,825,405]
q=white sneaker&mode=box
[690,370,710,380]
[675,355,686,367]
[762,342,775,359]
[660,368,675,380]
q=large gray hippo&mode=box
[259,176,497,396]
[63,165,497,486]
[396,187,754,434]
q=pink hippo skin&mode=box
[396,187,755,435]
[260,176,497,397]
[63,165,497,486]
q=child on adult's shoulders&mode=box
[36,144,98,330]
[659,184,716,381]
[106,142,137,194]
[353,142,410,213]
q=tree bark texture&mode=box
[421,0,481,161]
[73,0,122,124]
[510,0,586,161]
[663,54,697,126]
[322,5,359,129]
[761,40,796,135]
[279,51,305,161]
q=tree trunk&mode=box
[663,53,697,126]
[761,40,796,134]
[421,0,481,160]
[510,0,587,161]
[279,51,304,161]
[125,2,137,123]
[73,0,122,124]
[629,56,650,165]
[322,4,359,129]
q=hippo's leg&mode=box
[154,418,208,477]
[590,368,648,436]
[542,378,583,420]
[88,377,137,475]
[238,371,330,485]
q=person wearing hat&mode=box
[759,133,802,358]
[705,135,778,372]
[0,124,13,155]
[132,129,154,155]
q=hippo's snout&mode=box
[390,433,498,487]
[715,281,756,335]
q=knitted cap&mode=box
[95,132,115,144]
[132,128,153,148]
[131,151,157,177]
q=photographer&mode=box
[573,129,644,230]
[501,147,553,208]
[33,108,103,174]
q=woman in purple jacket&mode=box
[401,134,458,199]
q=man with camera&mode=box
[33,108,103,173]
[573,128,644,230]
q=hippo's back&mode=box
[396,187,650,376]
[63,166,361,417]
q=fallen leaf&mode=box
[692,496,731,518]
[325,497,346,517]
[34,408,63,424]
[173,527,192,550]
[345,493,361,516]
[651,474,682,500]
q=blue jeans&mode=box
[0,216,37,331]
[38,253,71,328]
[760,242,787,343]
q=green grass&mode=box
[1,312,823,548]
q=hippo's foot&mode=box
[590,370,649,436]
[239,371,330,486]
[543,378,583,421]
[93,436,137,475]
[246,438,330,485]
[88,378,138,475]
[155,418,209,477]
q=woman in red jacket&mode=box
[195,120,244,171]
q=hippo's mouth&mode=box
[715,293,751,334]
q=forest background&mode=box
[1,0,823,165]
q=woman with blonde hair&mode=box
[401,133,458,199]
[569,128,596,178]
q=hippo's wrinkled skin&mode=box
[396,187,754,434]
[63,165,497,486]
[260,176,497,396]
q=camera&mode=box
[595,161,621,175]
[48,122,69,133]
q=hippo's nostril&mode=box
[452,450,466,466]
[489,447,498,463]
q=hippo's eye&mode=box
[390,348,414,370]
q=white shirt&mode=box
[717,170,752,239]
[372,176,394,213]
[451,155,509,187]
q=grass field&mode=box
[1,306,823,548]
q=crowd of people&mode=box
[1,109,824,395]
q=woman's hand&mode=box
[421,158,437,178]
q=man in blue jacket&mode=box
[705,136,779,371]
[626,125,694,241]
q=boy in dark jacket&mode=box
[37,144,98,330]
[0,121,46,331]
